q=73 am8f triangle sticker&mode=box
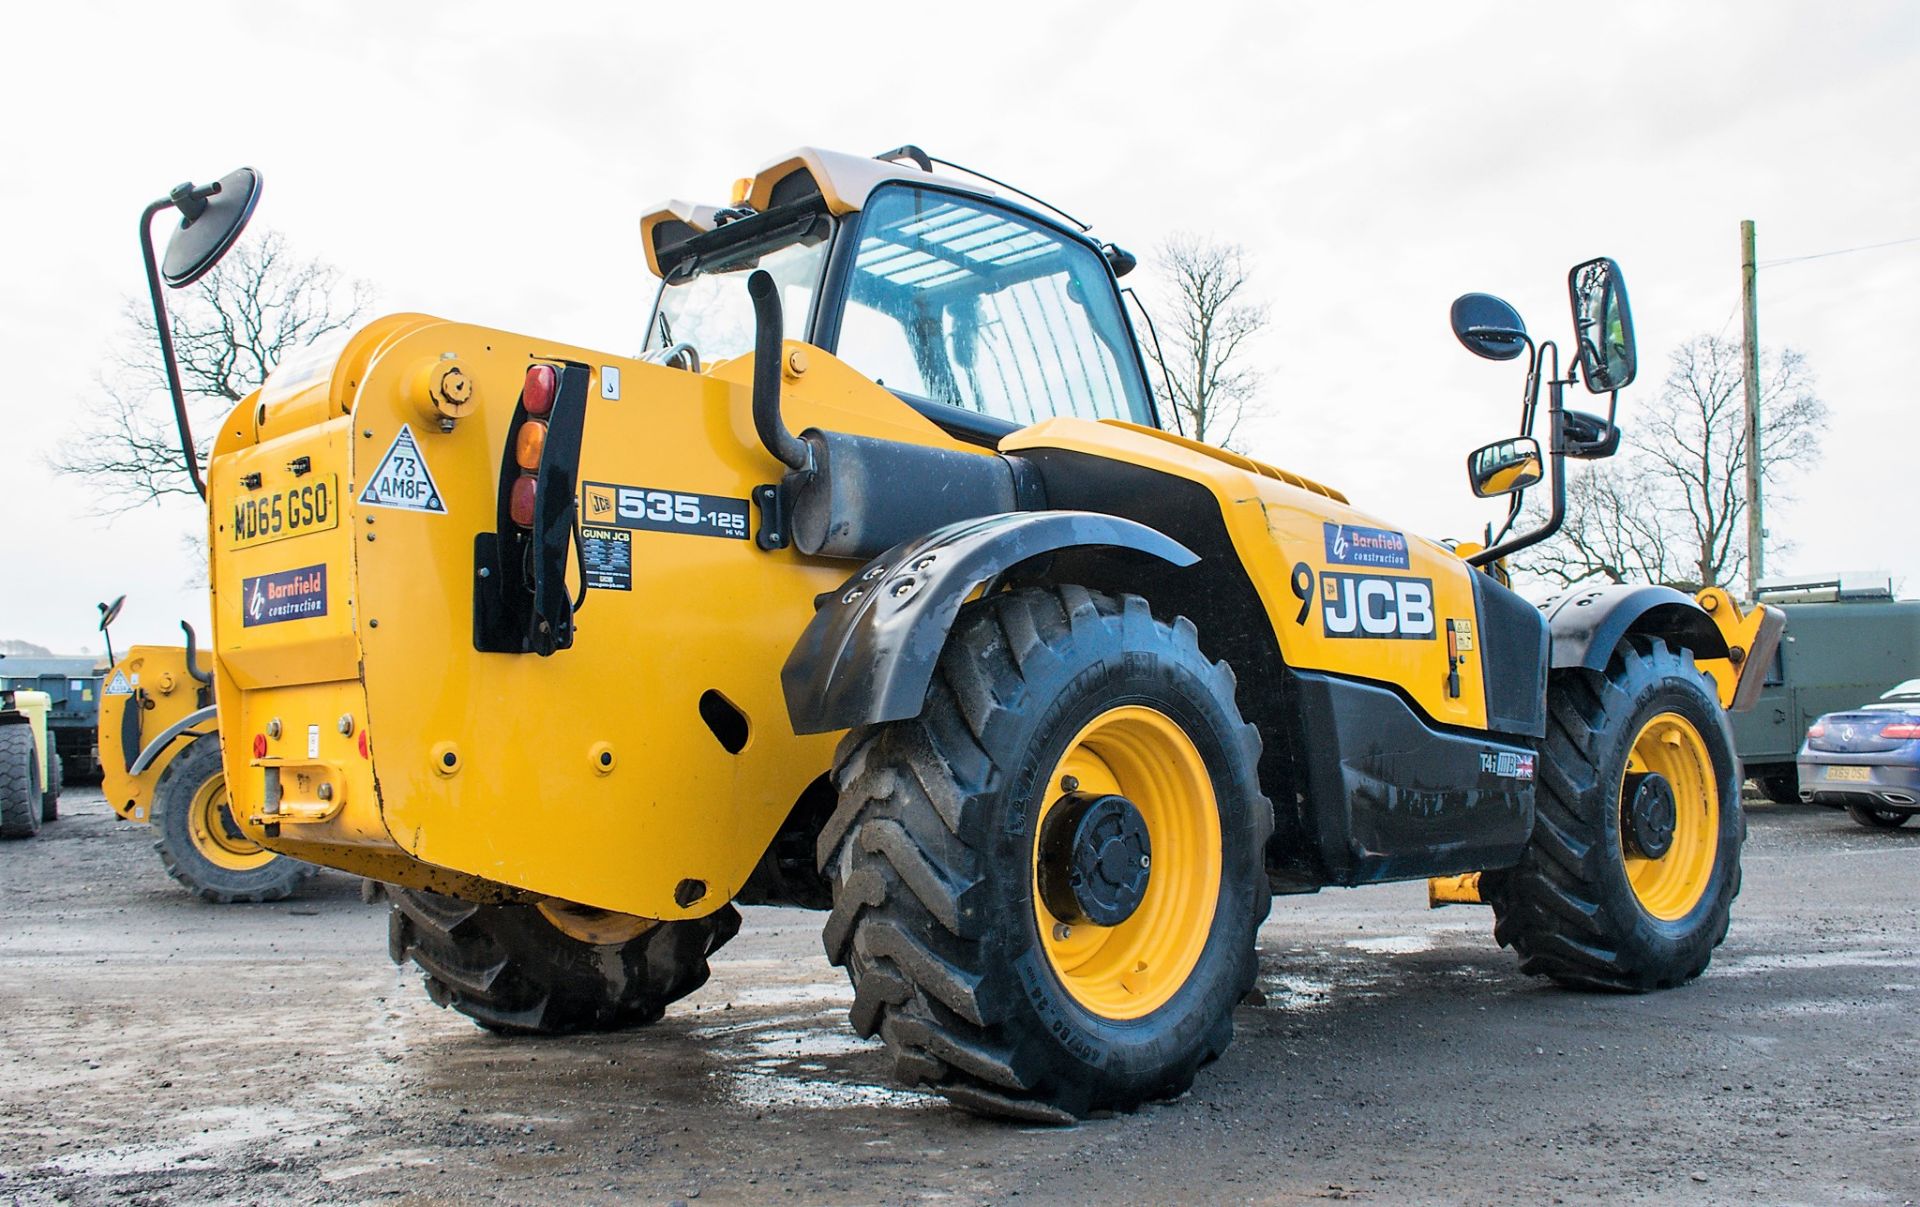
[358,424,447,514]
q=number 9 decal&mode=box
[1291,561,1315,626]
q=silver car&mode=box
[1798,678,1920,829]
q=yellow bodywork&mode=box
[204,303,1508,920]
[97,644,211,823]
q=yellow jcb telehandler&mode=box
[138,147,1782,1121]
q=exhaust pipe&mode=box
[1883,792,1916,806]
[747,270,812,473]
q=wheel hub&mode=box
[1622,771,1677,859]
[1038,792,1152,927]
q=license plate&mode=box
[231,475,340,549]
[1826,765,1871,782]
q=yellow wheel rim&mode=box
[187,773,276,872]
[535,899,659,946]
[1033,706,1222,1020]
[1620,711,1719,921]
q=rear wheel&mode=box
[1484,636,1743,991]
[0,726,41,839]
[1846,804,1912,830]
[41,749,61,823]
[1755,769,1799,805]
[821,586,1271,1122]
[154,737,316,903]
[387,887,741,1035]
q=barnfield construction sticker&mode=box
[359,424,447,513]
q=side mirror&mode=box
[1450,293,1529,361]
[1562,409,1622,460]
[97,595,126,631]
[160,167,262,288]
[1568,256,1635,393]
[1467,437,1544,497]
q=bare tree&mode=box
[53,231,372,510]
[1516,334,1826,592]
[1138,234,1271,449]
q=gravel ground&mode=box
[1,788,1915,1205]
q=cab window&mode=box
[834,185,1152,428]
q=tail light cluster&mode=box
[476,358,587,656]
[1882,722,1920,740]
[506,362,560,521]
[507,364,558,527]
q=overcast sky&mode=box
[2,0,1914,654]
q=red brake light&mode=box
[509,475,538,527]
[523,364,557,417]
[252,733,268,758]
[1806,724,1825,739]
[1881,722,1920,740]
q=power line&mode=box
[1759,234,1920,268]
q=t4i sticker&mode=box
[242,565,327,627]
[359,424,447,513]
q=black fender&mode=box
[782,510,1197,735]
[1541,583,1730,672]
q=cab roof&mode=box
[639,146,995,279]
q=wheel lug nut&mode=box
[1053,923,1072,941]
[1060,775,1079,793]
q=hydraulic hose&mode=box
[746,270,811,472]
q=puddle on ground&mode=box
[1344,935,1436,955]
[18,1105,342,1179]
[1714,948,1919,976]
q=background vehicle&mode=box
[96,612,315,901]
[1796,678,1920,829]
[0,687,61,838]
[1731,576,1920,802]
[146,148,1778,1122]
[0,655,103,781]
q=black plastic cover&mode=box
[1540,583,1729,672]
[1290,670,1535,886]
[1470,570,1549,737]
[782,510,1196,734]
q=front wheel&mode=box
[1847,804,1912,830]
[820,586,1272,1122]
[0,726,41,839]
[153,736,316,903]
[1484,636,1743,991]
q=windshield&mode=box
[646,216,831,365]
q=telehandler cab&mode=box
[145,146,1782,1122]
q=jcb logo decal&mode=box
[584,486,616,518]
[1319,572,1436,640]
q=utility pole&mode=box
[1741,220,1764,601]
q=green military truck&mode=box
[1733,577,1920,802]
[0,655,105,781]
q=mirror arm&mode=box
[139,195,209,501]
[1469,349,1568,568]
